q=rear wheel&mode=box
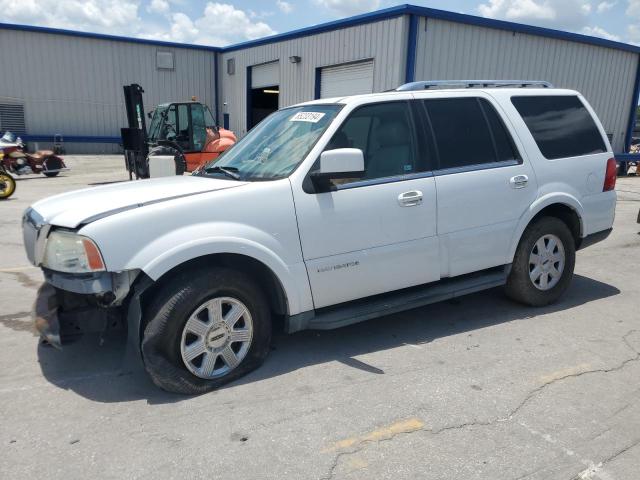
[141,267,271,394]
[43,157,62,177]
[505,217,576,306]
[0,171,16,199]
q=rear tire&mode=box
[141,267,271,395]
[43,157,63,177]
[505,217,575,307]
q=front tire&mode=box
[505,217,576,306]
[0,172,16,199]
[141,268,272,394]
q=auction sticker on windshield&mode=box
[290,112,326,123]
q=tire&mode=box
[43,157,63,177]
[0,172,16,199]
[141,267,272,395]
[505,216,576,307]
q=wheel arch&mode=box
[508,195,584,261]
[143,252,290,319]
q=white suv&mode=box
[23,81,617,394]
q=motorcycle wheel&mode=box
[0,172,16,199]
[43,157,63,177]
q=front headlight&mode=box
[42,231,105,273]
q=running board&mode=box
[286,266,510,333]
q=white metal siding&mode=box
[251,61,280,88]
[320,60,374,98]
[0,29,217,153]
[414,18,639,152]
[219,16,409,136]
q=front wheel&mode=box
[0,171,16,199]
[505,217,576,306]
[141,268,272,394]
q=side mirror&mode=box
[311,148,364,192]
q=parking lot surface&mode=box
[1,156,639,480]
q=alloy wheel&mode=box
[180,296,253,379]
[528,233,565,291]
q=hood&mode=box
[30,175,246,228]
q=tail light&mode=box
[603,158,617,192]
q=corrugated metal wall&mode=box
[1,13,637,154]
[414,18,639,152]
[218,16,408,136]
[0,29,216,153]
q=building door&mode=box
[319,60,374,99]
[249,61,280,130]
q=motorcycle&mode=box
[0,153,16,199]
[0,131,68,177]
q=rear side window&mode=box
[511,95,606,159]
[423,98,520,170]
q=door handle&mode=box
[398,190,423,207]
[510,175,528,189]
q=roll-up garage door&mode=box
[251,61,280,88]
[320,60,374,98]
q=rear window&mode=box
[511,96,606,159]
[423,97,520,170]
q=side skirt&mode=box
[286,265,510,333]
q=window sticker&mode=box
[290,111,326,123]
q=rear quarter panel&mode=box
[490,90,616,256]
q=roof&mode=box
[0,4,638,55]
[296,87,581,107]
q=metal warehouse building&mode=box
[1,4,639,154]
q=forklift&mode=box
[121,84,236,179]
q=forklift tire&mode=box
[148,145,186,176]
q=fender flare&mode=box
[507,193,584,261]
[138,236,308,315]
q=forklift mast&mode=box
[123,84,147,133]
[121,84,150,179]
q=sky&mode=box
[0,0,638,47]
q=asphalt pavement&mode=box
[1,156,639,479]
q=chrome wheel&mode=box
[529,234,565,291]
[180,297,253,379]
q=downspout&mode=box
[624,53,640,152]
[404,14,419,83]
[214,52,220,125]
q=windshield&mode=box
[1,131,16,143]
[199,104,342,181]
[148,105,172,142]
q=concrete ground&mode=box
[1,156,639,480]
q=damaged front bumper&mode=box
[33,283,62,348]
[32,269,143,348]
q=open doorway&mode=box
[249,86,279,129]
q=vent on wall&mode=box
[157,51,175,70]
[0,103,26,135]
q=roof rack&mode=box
[395,80,554,91]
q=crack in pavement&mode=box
[321,329,640,480]
[569,437,640,480]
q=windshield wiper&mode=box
[204,165,241,180]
